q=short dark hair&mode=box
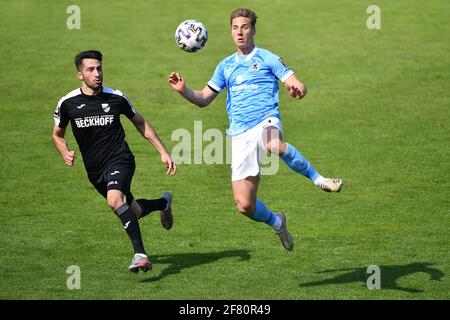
[74,50,102,71]
[230,8,258,28]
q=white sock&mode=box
[313,175,326,187]
[272,215,283,231]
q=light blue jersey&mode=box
[207,46,294,136]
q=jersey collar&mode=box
[80,86,104,97]
[235,46,259,63]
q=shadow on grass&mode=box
[141,249,251,283]
[299,262,444,293]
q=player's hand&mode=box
[168,72,185,93]
[63,150,76,166]
[161,153,177,176]
[286,85,306,100]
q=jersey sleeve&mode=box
[266,52,294,83]
[207,61,226,93]
[53,99,69,128]
[116,90,136,119]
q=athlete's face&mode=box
[231,16,255,52]
[77,58,103,90]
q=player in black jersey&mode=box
[52,50,176,273]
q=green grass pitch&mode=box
[0,0,449,299]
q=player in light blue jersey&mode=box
[168,8,343,251]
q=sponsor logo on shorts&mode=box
[107,181,118,186]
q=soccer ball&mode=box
[175,20,208,53]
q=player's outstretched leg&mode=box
[280,143,343,192]
[128,253,153,273]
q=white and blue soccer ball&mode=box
[175,20,208,53]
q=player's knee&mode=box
[107,189,128,210]
[265,140,285,155]
[235,198,255,215]
[107,196,126,210]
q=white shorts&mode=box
[231,117,283,181]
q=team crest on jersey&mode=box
[101,103,110,113]
[251,62,260,72]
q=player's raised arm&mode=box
[52,125,77,166]
[130,112,176,176]
[168,72,218,108]
[284,74,307,100]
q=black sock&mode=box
[137,198,167,218]
[114,204,146,254]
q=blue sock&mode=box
[281,143,320,181]
[251,200,277,227]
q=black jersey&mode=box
[54,87,136,173]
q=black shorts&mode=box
[87,155,135,205]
